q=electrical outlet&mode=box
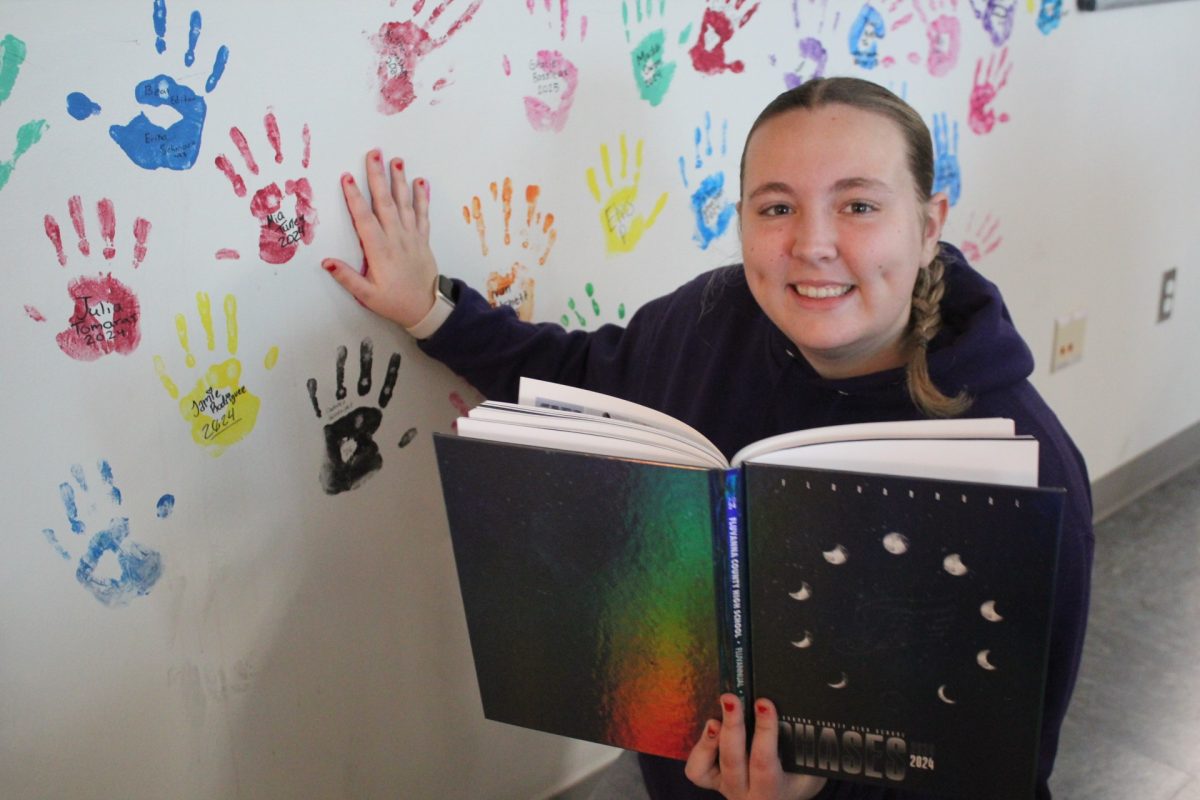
[1158,267,1177,323]
[1051,312,1086,373]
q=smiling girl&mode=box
[323,77,1092,800]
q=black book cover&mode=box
[434,435,1063,798]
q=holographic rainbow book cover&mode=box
[434,437,1063,798]
[435,435,727,761]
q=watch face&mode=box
[438,274,458,303]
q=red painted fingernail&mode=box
[322,261,336,273]
[372,150,382,162]
[343,174,354,185]
[706,722,718,738]
[397,159,405,170]
[756,702,769,716]
[722,700,735,713]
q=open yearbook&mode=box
[434,379,1064,799]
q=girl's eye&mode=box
[761,203,791,216]
[846,201,876,214]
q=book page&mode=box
[469,402,727,468]
[517,378,723,462]
[730,418,1016,467]
[744,437,1039,487]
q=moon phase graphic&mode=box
[882,532,909,554]
[980,600,1003,622]
[791,631,813,649]
[828,673,848,689]
[937,684,956,704]
[788,583,812,601]
[977,649,997,671]
[942,553,968,576]
[822,545,848,565]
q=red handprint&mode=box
[968,47,1011,135]
[372,0,483,114]
[214,111,317,264]
[688,0,760,75]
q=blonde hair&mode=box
[740,77,972,417]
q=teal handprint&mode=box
[622,0,690,107]
[0,34,48,192]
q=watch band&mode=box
[405,275,457,340]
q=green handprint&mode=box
[561,283,626,329]
[0,34,49,192]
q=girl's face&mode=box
[739,104,947,379]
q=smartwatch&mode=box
[405,274,458,340]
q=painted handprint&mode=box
[32,196,152,361]
[67,0,229,170]
[561,284,626,329]
[848,4,887,69]
[1037,0,1063,35]
[524,0,588,41]
[153,293,278,456]
[678,112,736,251]
[306,339,404,495]
[213,111,317,264]
[463,177,557,320]
[520,50,579,133]
[586,134,668,254]
[371,0,483,114]
[932,112,961,207]
[623,0,687,107]
[968,48,1011,135]
[40,460,171,607]
[959,212,1002,262]
[910,0,961,77]
[688,0,761,76]
[0,34,48,192]
[772,0,832,89]
[970,0,1016,45]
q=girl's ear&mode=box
[922,192,950,261]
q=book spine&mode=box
[712,468,751,706]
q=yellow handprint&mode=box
[153,292,279,456]
[586,134,668,254]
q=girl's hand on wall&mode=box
[322,149,439,329]
[685,695,827,800]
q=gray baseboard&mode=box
[1091,419,1200,523]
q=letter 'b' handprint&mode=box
[67,0,229,170]
[306,339,404,495]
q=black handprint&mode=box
[306,339,403,495]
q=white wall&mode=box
[1,1,1196,798]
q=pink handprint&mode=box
[213,111,317,264]
[689,0,761,75]
[968,47,1011,135]
[959,212,1002,262]
[522,50,579,133]
[524,0,588,41]
[910,0,961,77]
[371,0,483,114]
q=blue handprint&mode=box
[677,111,736,251]
[67,0,229,171]
[932,113,961,207]
[1037,0,1063,35]
[848,4,885,70]
[40,460,171,607]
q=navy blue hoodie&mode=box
[421,243,1093,800]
